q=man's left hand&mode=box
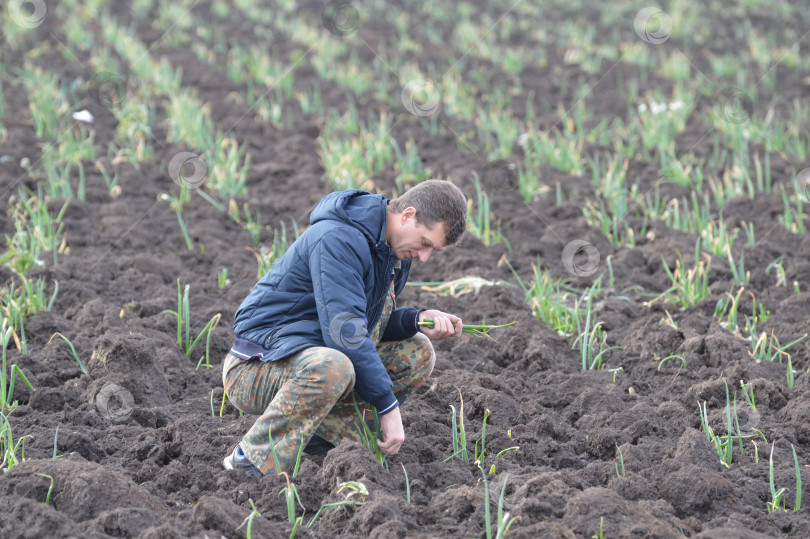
[417,309,463,341]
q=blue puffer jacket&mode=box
[229,190,421,415]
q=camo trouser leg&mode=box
[313,331,435,446]
[222,348,355,475]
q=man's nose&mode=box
[418,248,433,263]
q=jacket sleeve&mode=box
[310,231,399,415]
[381,307,421,341]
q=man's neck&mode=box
[385,205,395,244]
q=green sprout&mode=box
[0,320,33,412]
[418,319,516,342]
[794,444,803,511]
[768,444,788,513]
[162,279,222,367]
[0,412,29,472]
[479,467,520,539]
[657,354,687,371]
[47,332,87,374]
[266,425,307,524]
[444,389,469,463]
[474,409,491,465]
[615,444,626,477]
[352,397,388,469]
[400,463,412,503]
[36,474,55,505]
[306,480,366,528]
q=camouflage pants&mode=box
[222,332,435,475]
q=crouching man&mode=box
[222,180,467,477]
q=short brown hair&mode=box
[390,180,467,246]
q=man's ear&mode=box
[400,206,417,224]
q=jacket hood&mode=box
[310,190,387,247]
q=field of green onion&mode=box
[1,0,809,536]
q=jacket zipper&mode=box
[368,253,393,330]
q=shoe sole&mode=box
[223,453,263,478]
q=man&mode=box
[222,179,468,477]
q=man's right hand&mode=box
[377,406,405,455]
[418,309,463,341]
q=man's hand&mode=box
[377,406,405,456]
[418,309,463,341]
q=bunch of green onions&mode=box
[418,319,516,341]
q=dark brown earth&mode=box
[1,0,809,537]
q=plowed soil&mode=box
[1,1,809,538]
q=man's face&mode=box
[389,207,447,263]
